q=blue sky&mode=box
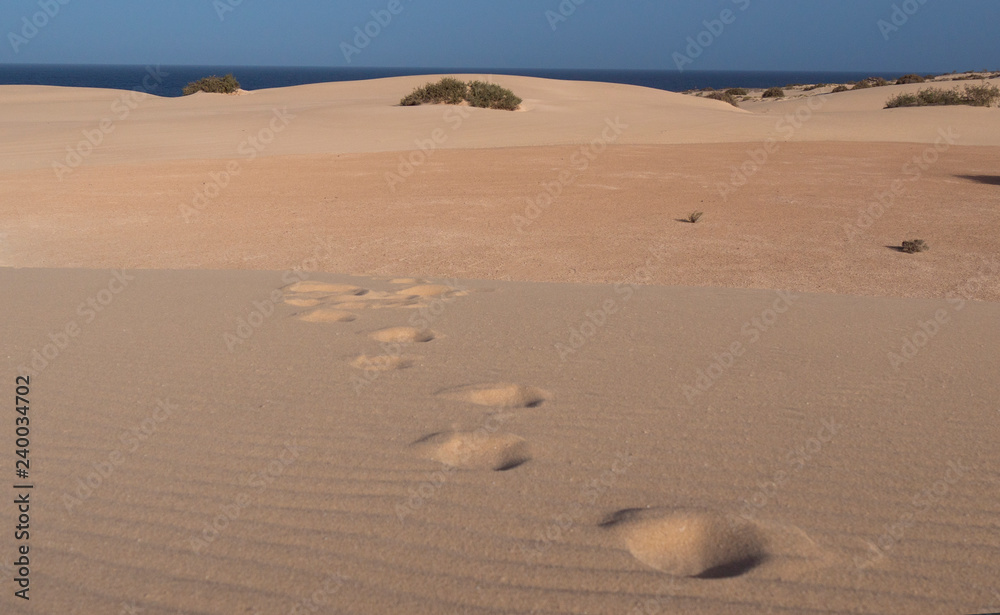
[2,0,997,72]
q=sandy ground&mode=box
[1,75,999,614]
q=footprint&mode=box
[370,327,435,343]
[350,354,416,371]
[284,298,322,307]
[396,284,457,298]
[411,431,531,471]
[600,508,765,578]
[285,281,368,295]
[436,383,549,408]
[296,308,357,323]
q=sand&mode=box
[1,75,999,614]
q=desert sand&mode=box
[1,74,999,614]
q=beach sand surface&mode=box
[1,75,999,614]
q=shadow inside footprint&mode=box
[410,431,531,471]
[601,508,766,579]
[436,383,549,409]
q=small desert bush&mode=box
[401,77,469,106]
[762,87,784,98]
[803,83,828,91]
[706,91,739,107]
[400,77,521,110]
[885,82,1000,108]
[896,74,925,85]
[725,88,749,96]
[901,239,929,254]
[467,80,522,110]
[687,211,704,223]
[182,74,240,95]
[831,85,849,93]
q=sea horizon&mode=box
[0,63,940,97]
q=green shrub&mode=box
[400,77,468,106]
[803,83,828,91]
[400,77,521,110]
[885,82,1000,108]
[896,74,925,85]
[467,80,522,110]
[831,85,849,93]
[762,87,784,98]
[852,77,889,90]
[182,74,240,95]
[725,88,749,96]
[706,91,739,107]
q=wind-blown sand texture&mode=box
[1,75,999,614]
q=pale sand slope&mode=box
[1,75,1000,173]
[1,77,999,614]
[2,268,999,614]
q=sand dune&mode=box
[2,269,999,614]
[2,75,999,613]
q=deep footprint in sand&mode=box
[370,327,436,343]
[600,508,766,578]
[411,431,531,471]
[350,354,416,371]
[296,308,358,323]
[437,383,549,408]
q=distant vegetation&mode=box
[762,87,784,98]
[725,88,749,96]
[851,77,889,90]
[885,82,1000,108]
[706,91,739,107]
[895,74,926,85]
[401,77,521,110]
[183,74,240,96]
[831,85,849,93]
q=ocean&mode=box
[0,64,914,97]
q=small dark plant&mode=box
[896,74,925,85]
[687,211,704,223]
[182,74,240,95]
[725,88,749,96]
[831,85,849,93]
[706,91,739,107]
[762,87,784,98]
[900,239,929,254]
